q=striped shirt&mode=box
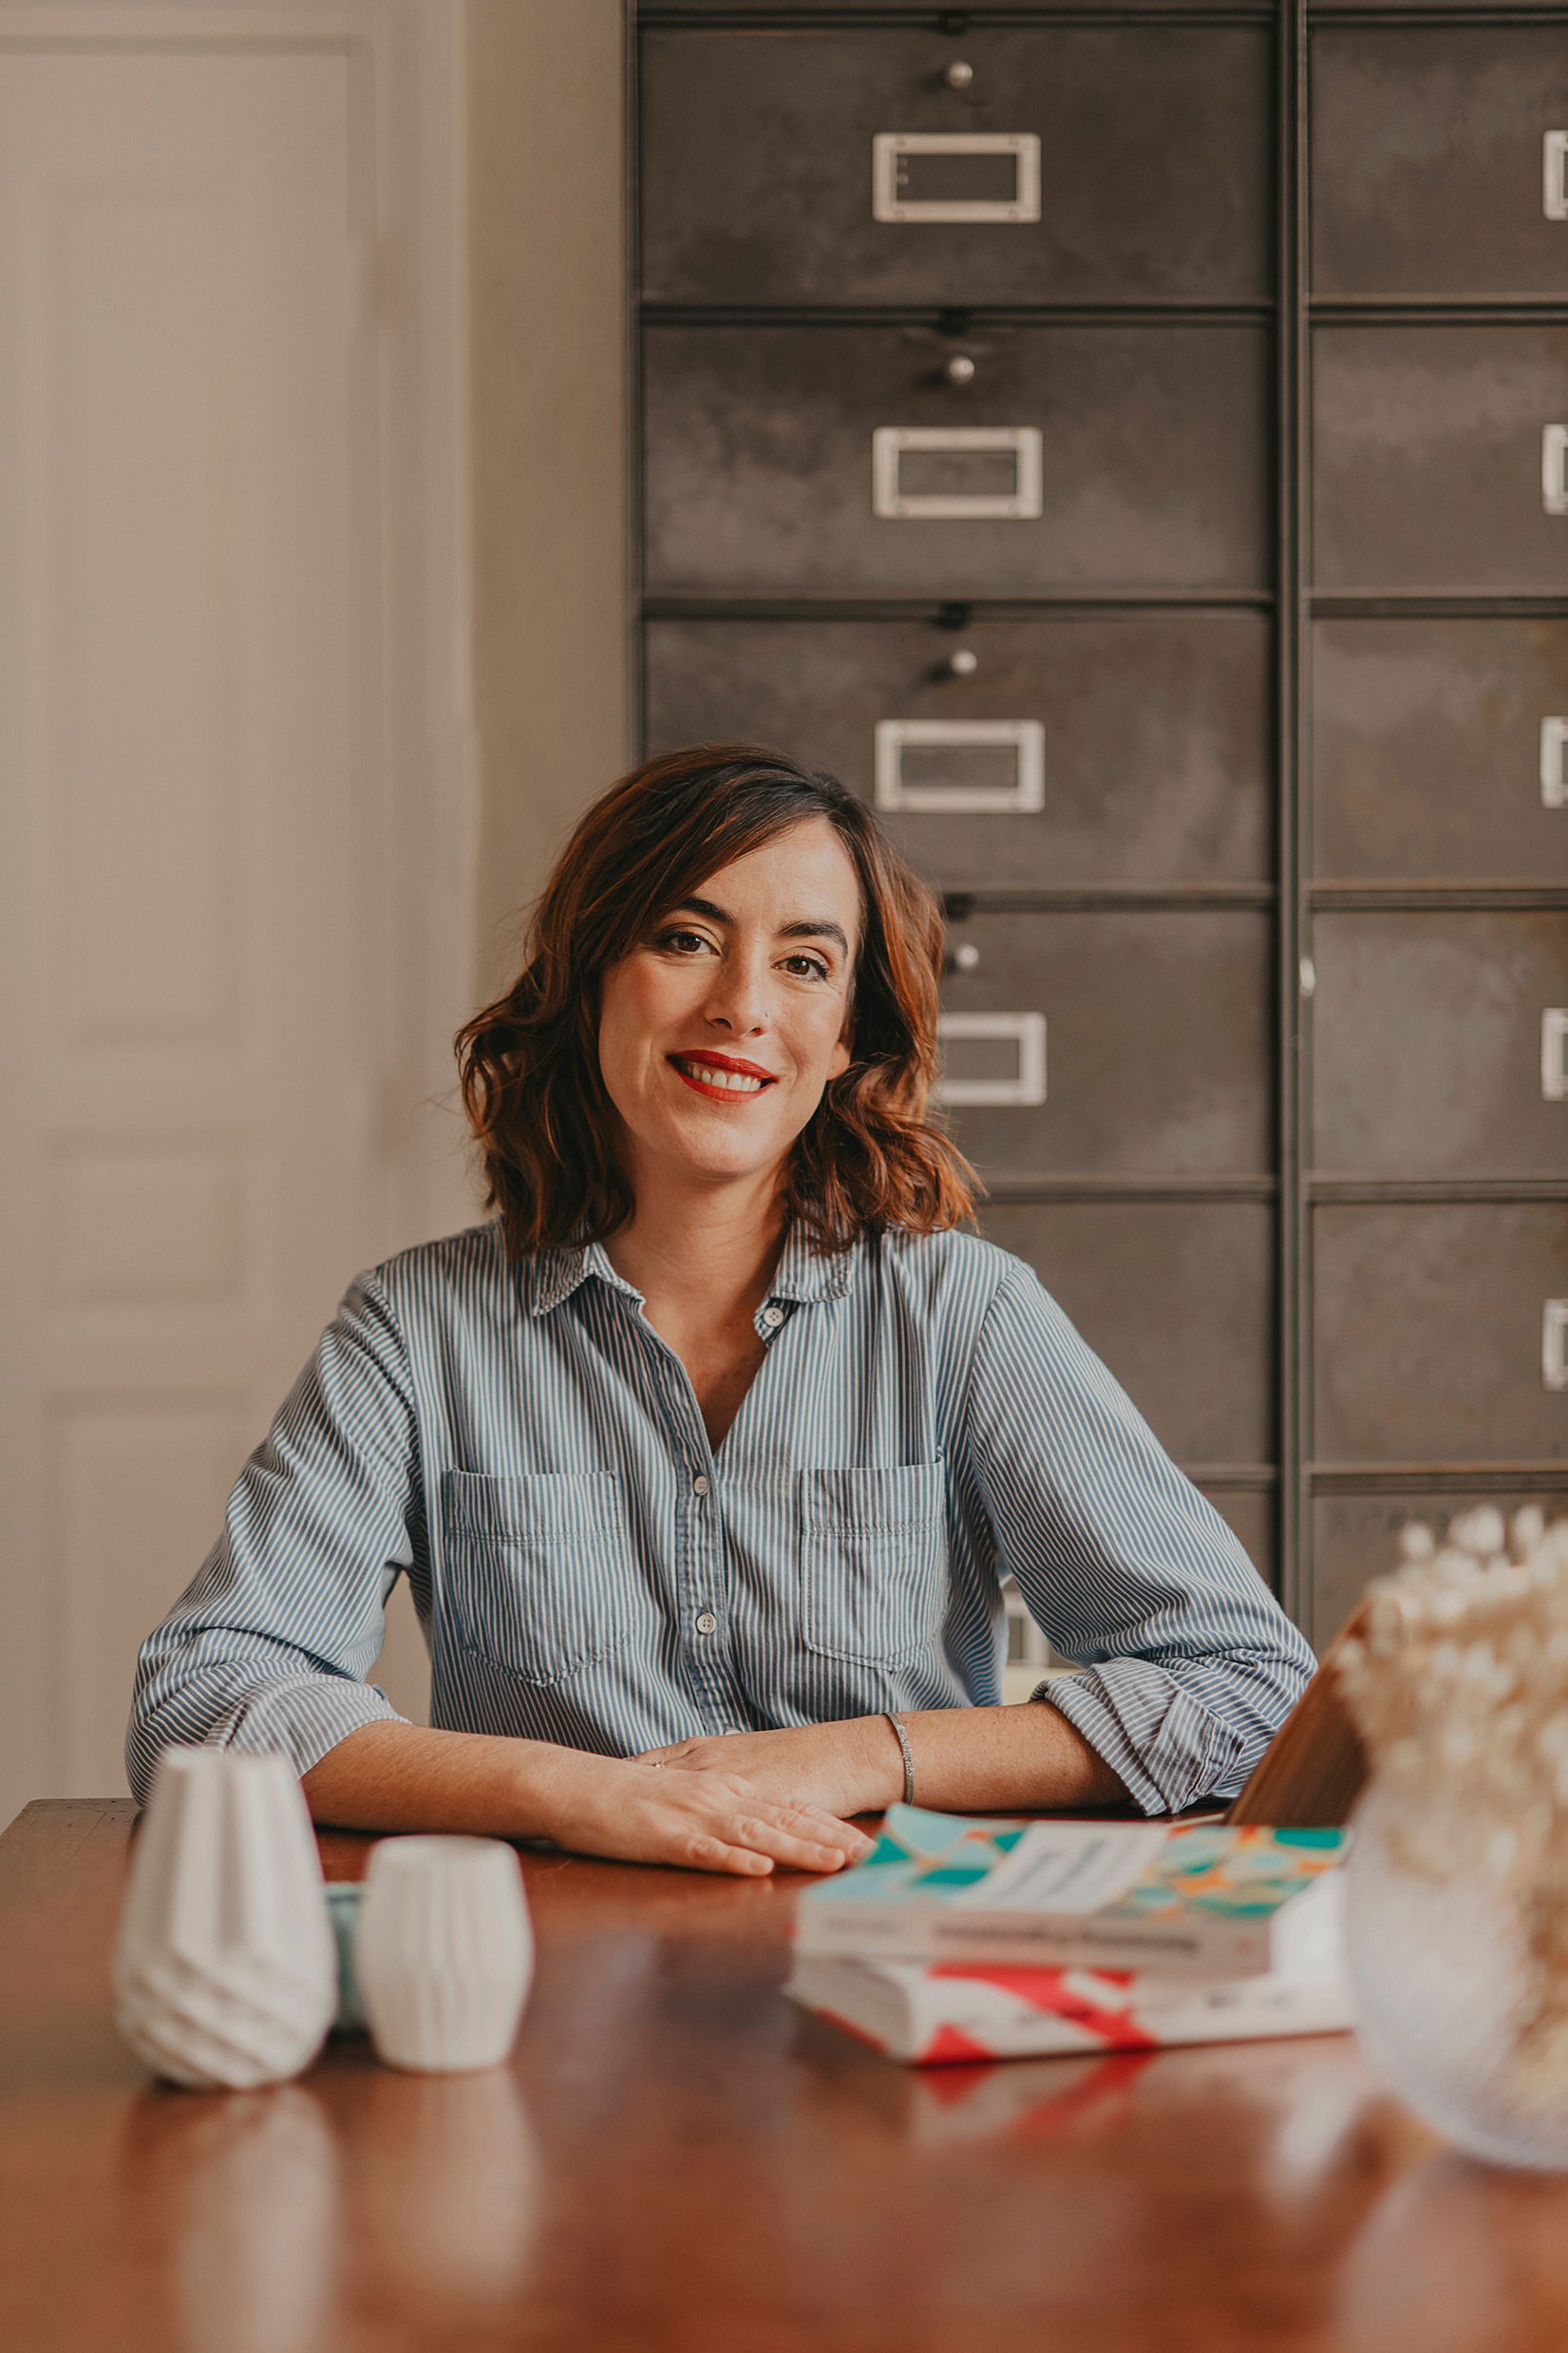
[126,1219,1314,1815]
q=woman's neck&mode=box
[602,1172,788,1333]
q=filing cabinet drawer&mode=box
[640,26,1270,306]
[938,910,1272,1179]
[1313,1205,1568,1463]
[1313,620,1568,882]
[1313,327,1568,593]
[643,323,1270,598]
[644,615,1272,888]
[981,1200,1275,1467]
[1312,911,1568,1177]
[1312,28,1568,297]
[1311,1490,1568,1652]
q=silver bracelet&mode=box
[883,1711,916,1807]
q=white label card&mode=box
[951,1822,1171,1914]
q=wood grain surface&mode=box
[5,1798,1568,2353]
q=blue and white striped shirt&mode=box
[126,1219,1313,1815]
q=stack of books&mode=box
[787,1805,1351,2066]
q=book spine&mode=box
[796,1907,1269,1978]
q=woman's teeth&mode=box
[673,1058,769,1094]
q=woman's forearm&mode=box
[888,1701,1129,1813]
[300,1718,585,1838]
[299,1718,873,1877]
[642,1700,1129,1818]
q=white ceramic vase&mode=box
[1346,1778,1568,2171]
[113,1745,337,2090]
[355,1835,534,2073]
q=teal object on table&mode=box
[324,1884,367,2033]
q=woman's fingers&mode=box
[717,1785,870,1857]
[637,1775,872,1877]
[725,1812,862,1872]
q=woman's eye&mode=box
[783,954,830,981]
[654,927,712,956]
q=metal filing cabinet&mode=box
[645,613,1274,888]
[641,24,1271,305]
[1305,5,1568,1626]
[642,322,1270,598]
[633,1,1568,1644]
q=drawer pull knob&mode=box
[942,61,975,92]
[1542,1009,1568,1101]
[875,718,1045,813]
[935,1012,1048,1108]
[1544,1300,1568,1393]
[943,352,977,387]
[1546,131,1568,222]
[945,646,979,677]
[872,132,1042,225]
[1541,717,1568,808]
[1542,424,1568,517]
[947,940,982,975]
[872,426,1043,521]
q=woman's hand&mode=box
[633,1718,902,1821]
[528,1748,875,1878]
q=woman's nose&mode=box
[702,953,768,1034]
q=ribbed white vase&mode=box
[113,1746,337,2090]
[355,1836,534,2073]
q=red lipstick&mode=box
[667,1050,780,1103]
[670,1051,777,1081]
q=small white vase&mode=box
[1346,1779,1568,2170]
[114,1745,337,2091]
[355,1835,533,2074]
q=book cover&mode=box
[786,1940,1353,2067]
[793,1805,1349,1978]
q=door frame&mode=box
[0,0,475,1811]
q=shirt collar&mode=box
[520,1224,858,1318]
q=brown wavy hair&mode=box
[455,745,978,1260]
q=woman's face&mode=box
[597,817,860,1199]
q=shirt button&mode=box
[696,1610,718,1636]
[762,1305,784,1329]
[693,1474,709,1495]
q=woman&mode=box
[128,746,1313,1875]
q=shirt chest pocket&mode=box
[798,1461,948,1666]
[440,1471,633,1687]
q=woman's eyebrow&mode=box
[670,898,850,957]
[779,918,850,956]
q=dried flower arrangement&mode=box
[1334,1506,1568,2107]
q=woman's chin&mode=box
[643,1124,787,1189]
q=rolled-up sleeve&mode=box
[125,1270,423,1804]
[962,1262,1314,1814]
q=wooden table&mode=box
[6,1801,1568,2353]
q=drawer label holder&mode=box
[935,1012,1048,1108]
[872,427,1044,522]
[872,133,1042,226]
[1544,1300,1568,1393]
[874,719,1046,815]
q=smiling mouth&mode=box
[668,1054,778,1099]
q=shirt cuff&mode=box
[206,1675,406,1783]
[1035,1662,1246,1816]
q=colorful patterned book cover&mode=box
[786,1945,1353,2067]
[794,1805,1349,1978]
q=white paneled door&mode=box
[0,10,467,1822]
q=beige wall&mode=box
[465,0,631,1001]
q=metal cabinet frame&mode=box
[627,0,1568,1639]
